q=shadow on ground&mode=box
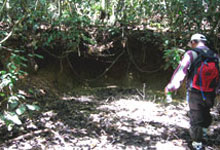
[0,78,219,150]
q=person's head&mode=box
[188,33,207,49]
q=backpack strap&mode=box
[187,49,201,82]
[193,48,218,61]
[199,62,207,100]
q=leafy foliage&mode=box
[163,48,185,70]
[0,53,40,131]
[1,0,220,53]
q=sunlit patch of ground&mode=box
[0,94,192,150]
[0,76,220,150]
[89,99,190,150]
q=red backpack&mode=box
[188,48,219,100]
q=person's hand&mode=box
[164,87,168,95]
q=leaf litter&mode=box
[0,77,220,150]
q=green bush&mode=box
[0,52,40,131]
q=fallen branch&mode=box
[5,128,50,144]
[0,45,15,52]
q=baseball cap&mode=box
[190,33,207,41]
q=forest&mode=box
[0,0,220,149]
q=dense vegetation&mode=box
[0,0,220,132]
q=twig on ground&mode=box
[173,133,180,140]
[5,128,50,144]
[106,96,115,103]
[136,83,146,100]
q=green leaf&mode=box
[21,63,28,68]
[16,105,26,115]
[0,113,5,121]
[0,71,7,75]
[14,50,21,53]
[33,24,39,31]
[40,0,46,4]
[26,104,40,111]
[9,95,19,101]
[34,54,44,59]
[20,56,28,61]
[28,54,34,57]
[10,64,17,70]
[7,123,14,131]
[9,101,19,110]
[17,94,26,100]
[5,112,22,125]
[0,93,5,97]
[9,83,14,89]
[28,89,34,94]
[8,96,19,109]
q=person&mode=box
[164,33,219,150]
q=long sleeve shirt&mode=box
[166,46,211,92]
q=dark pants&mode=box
[187,89,216,141]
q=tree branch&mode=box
[0,31,12,45]
[0,15,26,45]
[0,0,7,17]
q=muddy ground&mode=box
[0,71,220,150]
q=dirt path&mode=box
[0,77,220,150]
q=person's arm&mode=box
[165,50,196,93]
